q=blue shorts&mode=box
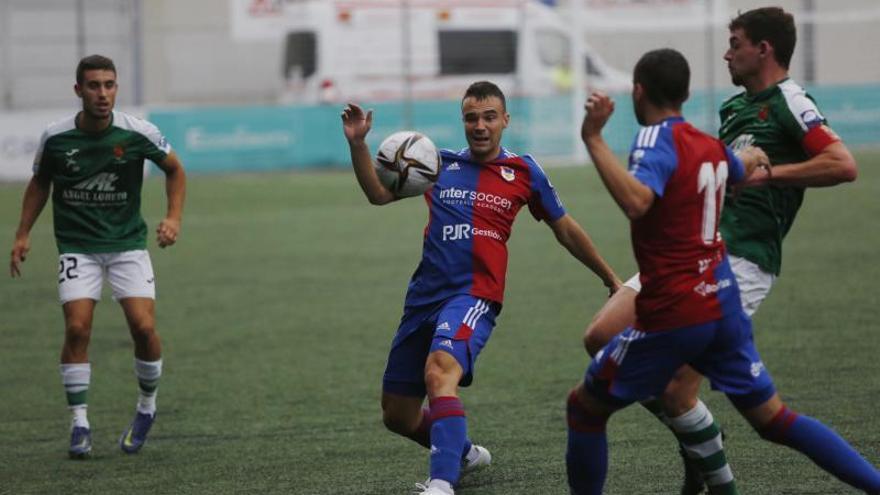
[584,310,776,409]
[383,294,499,397]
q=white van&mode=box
[278,0,630,104]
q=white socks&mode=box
[134,358,162,416]
[60,363,91,429]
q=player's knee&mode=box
[128,318,156,339]
[423,356,459,397]
[583,326,608,357]
[567,387,610,432]
[423,367,449,396]
[65,319,92,342]
[661,371,700,416]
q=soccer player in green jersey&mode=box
[580,7,860,494]
[9,55,186,459]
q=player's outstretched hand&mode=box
[9,236,29,278]
[581,91,615,143]
[156,217,180,248]
[736,145,772,186]
[341,103,373,144]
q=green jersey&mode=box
[718,78,839,275]
[34,111,171,254]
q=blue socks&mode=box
[429,397,468,485]
[566,390,609,495]
[414,405,473,460]
[760,406,880,492]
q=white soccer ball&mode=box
[375,131,440,198]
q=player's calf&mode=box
[754,405,880,493]
[566,387,612,495]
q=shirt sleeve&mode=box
[629,126,677,197]
[524,156,566,222]
[780,90,840,157]
[32,129,52,180]
[129,116,172,165]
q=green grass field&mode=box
[1,151,879,494]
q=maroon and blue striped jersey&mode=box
[403,147,566,308]
[629,117,746,332]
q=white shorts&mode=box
[728,254,776,317]
[58,250,156,304]
[623,273,642,291]
[622,255,776,317]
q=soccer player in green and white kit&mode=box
[9,55,186,459]
[581,7,859,494]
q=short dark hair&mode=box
[633,48,690,109]
[76,54,116,84]
[462,81,506,111]
[729,7,796,69]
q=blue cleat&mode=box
[69,426,92,459]
[119,412,155,454]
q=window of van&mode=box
[438,30,517,75]
[284,31,317,79]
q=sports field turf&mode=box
[1,151,878,494]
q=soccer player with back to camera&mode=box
[341,81,621,495]
[9,55,186,459]
[565,47,880,495]
[580,7,862,494]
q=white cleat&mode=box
[461,444,492,473]
[414,480,454,495]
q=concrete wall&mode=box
[584,0,880,91]
[142,0,281,106]
[1,0,878,109]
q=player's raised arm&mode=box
[341,103,395,205]
[581,92,655,219]
[10,174,51,278]
[155,151,186,248]
[548,214,621,296]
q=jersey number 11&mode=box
[698,161,728,245]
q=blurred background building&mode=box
[1,0,878,178]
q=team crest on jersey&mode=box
[500,166,515,182]
[113,145,125,161]
[758,105,769,121]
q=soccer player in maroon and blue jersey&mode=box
[566,49,880,495]
[342,81,620,495]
